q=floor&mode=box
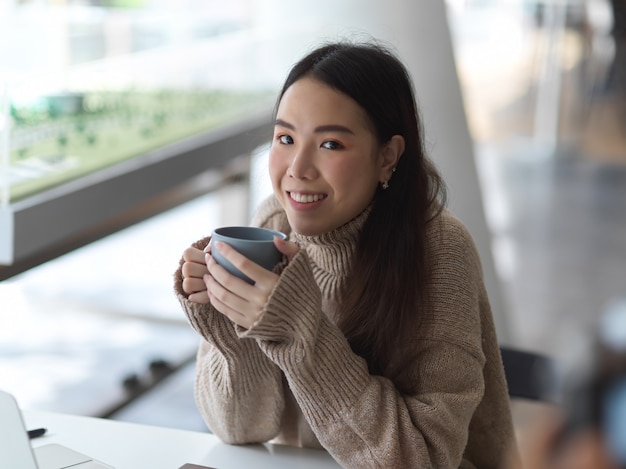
[1,0,625,461]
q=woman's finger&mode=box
[205,258,270,313]
[274,237,299,261]
[182,277,207,295]
[205,274,260,329]
[207,290,251,328]
[207,250,278,304]
[211,241,278,285]
[182,261,208,279]
[188,290,210,304]
[182,246,206,263]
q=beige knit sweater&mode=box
[174,196,519,468]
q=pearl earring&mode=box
[381,167,396,190]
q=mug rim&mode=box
[212,226,287,242]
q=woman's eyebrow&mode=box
[274,119,354,135]
[274,118,295,130]
[314,124,355,135]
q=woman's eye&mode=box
[278,134,293,145]
[321,140,343,150]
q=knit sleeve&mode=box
[172,198,289,444]
[176,293,284,443]
[238,213,510,468]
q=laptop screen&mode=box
[0,389,39,469]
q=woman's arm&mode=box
[174,236,285,444]
[240,220,497,468]
[192,331,284,443]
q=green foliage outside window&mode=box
[7,87,273,201]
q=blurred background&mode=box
[1,0,625,456]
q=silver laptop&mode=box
[0,389,113,469]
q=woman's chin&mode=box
[288,219,326,237]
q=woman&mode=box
[174,41,518,468]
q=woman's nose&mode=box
[288,148,318,180]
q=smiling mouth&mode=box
[288,192,327,203]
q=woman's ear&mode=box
[380,135,405,182]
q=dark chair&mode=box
[500,346,561,404]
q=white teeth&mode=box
[289,192,325,203]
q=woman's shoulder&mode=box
[426,208,475,244]
[425,208,482,269]
[250,195,292,235]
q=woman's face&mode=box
[269,77,388,236]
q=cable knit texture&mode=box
[173,195,519,468]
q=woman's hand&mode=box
[204,237,299,329]
[181,245,212,304]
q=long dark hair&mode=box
[277,41,447,390]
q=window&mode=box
[0,0,287,273]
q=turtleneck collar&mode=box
[291,205,372,297]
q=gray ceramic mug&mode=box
[210,226,287,284]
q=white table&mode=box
[24,411,341,469]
